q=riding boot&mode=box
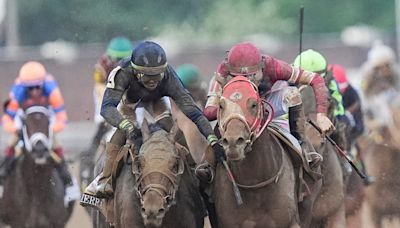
[53,147,80,206]
[195,146,217,183]
[87,142,120,198]
[0,146,16,185]
[195,162,215,183]
[289,104,323,169]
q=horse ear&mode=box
[141,118,150,142]
[168,119,179,143]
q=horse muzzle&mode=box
[142,208,165,227]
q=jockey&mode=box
[0,61,79,203]
[83,41,226,198]
[362,41,400,98]
[176,64,207,108]
[294,50,354,180]
[81,37,133,187]
[200,42,334,182]
[293,50,349,152]
[329,64,374,185]
[361,42,400,149]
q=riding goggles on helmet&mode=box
[131,61,167,82]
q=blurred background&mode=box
[0,0,399,227]
[0,0,398,120]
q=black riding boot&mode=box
[55,160,80,205]
[0,156,15,185]
[289,104,322,169]
[55,161,73,187]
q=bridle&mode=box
[132,142,184,208]
[22,106,52,153]
[218,77,274,152]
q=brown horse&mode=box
[0,106,73,228]
[357,135,400,228]
[301,87,346,228]
[214,76,300,228]
[112,119,205,228]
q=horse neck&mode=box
[229,131,282,183]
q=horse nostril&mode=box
[141,207,146,214]
[236,137,245,145]
[158,208,165,215]
[221,138,228,147]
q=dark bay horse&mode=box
[0,106,73,228]
[89,99,205,228]
[214,76,300,228]
[113,120,204,227]
[301,86,346,228]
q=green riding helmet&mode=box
[176,64,200,87]
[106,36,133,60]
[293,49,327,76]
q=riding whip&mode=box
[308,120,367,180]
[299,6,304,66]
[222,160,243,205]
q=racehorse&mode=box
[89,99,205,228]
[301,86,346,228]
[0,105,73,228]
[213,76,300,228]
[358,135,400,228]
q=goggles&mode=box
[27,85,43,91]
[131,61,167,75]
[136,72,165,84]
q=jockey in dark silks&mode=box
[83,41,226,198]
[80,37,133,191]
[199,42,334,182]
[0,61,80,203]
[330,64,374,185]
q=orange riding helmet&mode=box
[18,61,47,86]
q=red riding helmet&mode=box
[225,42,263,75]
[329,64,349,93]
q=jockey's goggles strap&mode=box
[131,61,168,75]
[207,134,218,145]
[225,62,264,75]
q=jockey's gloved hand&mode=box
[208,134,226,163]
[119,119,142,149]
[316,113,335,134]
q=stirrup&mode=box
[306,152,323,168]
[195,163,214,183]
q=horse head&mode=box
[218,76,272,161]
[21,106,52,165]
[132,119,184,227]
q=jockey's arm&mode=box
[268,57,329,114]
[204,74,222,121]
[268,57,333,132]
[164,67,215,140]
[100,67,130,128]
[47,81,68,133]
[2,96,19,133]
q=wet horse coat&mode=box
[0,106,73,228]
[214,76,300,228]
[90,100,204,228]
